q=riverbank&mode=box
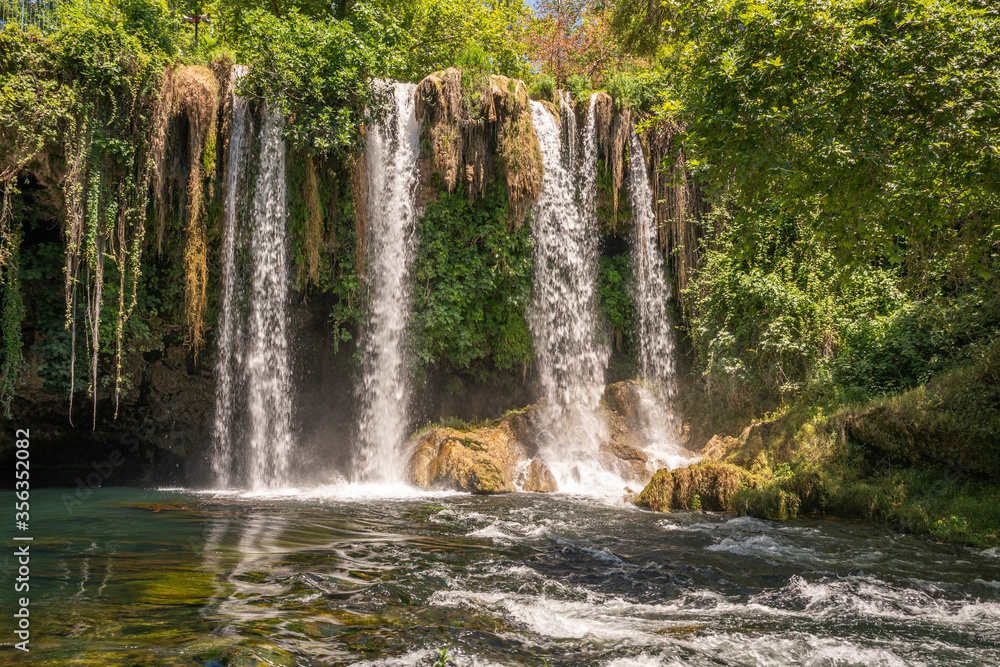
[641,339,1000,549]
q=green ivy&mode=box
[597,252,635,354]
[411,182,534,379]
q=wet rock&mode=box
[518,458,558,492]
[407,426,531,494]
[599,440,651,484]
[603,380,646,431]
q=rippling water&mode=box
[4,488,1000,665]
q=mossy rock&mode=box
[732,486,801,520]
[636,462,752,513]
[636,468,674,512]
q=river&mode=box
[5,487,1000,665]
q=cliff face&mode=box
[1,333,212,488]
[1,65,703,488]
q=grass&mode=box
[408,416,494,440]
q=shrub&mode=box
[564,73,591,102]
[528,73,556,103]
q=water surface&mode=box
[3,488,999,665]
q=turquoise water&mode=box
[2,487,1000,665]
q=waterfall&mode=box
[581,93,599,226]
[628,129,688,469]
[354,82,421,484]
[211,67,248,488]
[528,101,612,491]
[245,108,294,489]
[212,73,294,490]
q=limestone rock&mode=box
[407,426,529,494]
[599,440,651,484]
[603,380,645,432]
[518,458,557,492]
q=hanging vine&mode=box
[173,65,220,355]
[0,29,72,417]
[0,7,169,424]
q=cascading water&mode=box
[245,108,294,489]
[211,67,248,488]
[580,93,599,226]
[628,129,691,469]
[528,101,613,492]
[354,82,421,484]
[212,73,294,490]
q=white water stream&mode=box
[212,76,294,490]
[528,101,615,493]
[628,129,686,467]
[354,82,421,483]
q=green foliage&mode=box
[527,73,555,103]
[380,0,529,81]
[412,183,534,378]
[609,0,683,57]
[0,188,25,417]
[0,5,168,416]
[432,647,453,667]
[20,241,78,394]
[236,6,404,158]
[597,253,634,352]
[456,41,492,112]
[604,69,665,111]
[563,73,591,103]
[0,26,74,167]
[673,0,1000,268]
[684,195,1000,410]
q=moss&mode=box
[174,65,220,355]
[636,462,752,513]
[845,340,1000,476]
[410,416,493,439]
[673,462,753,511]
[202,129,216,175]
[677,345,1000,546]
[636,469,674,512]
[732,486,801,520]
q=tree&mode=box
[524,0,634,86]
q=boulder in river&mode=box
[635,462,753,512]
[407,419,557,494]
[406,380,689,493]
